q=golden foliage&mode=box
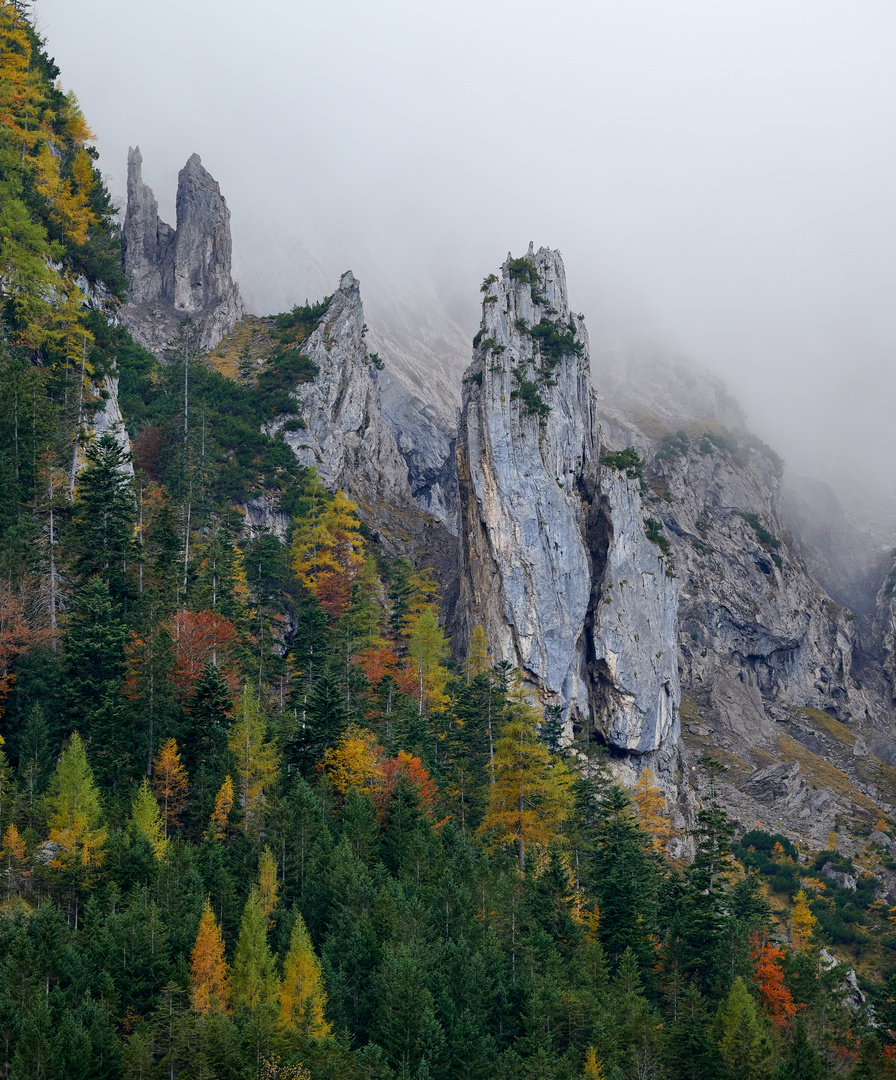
[45,732,106,876]
[478,681,575,871]
[583,1047,606,1078]
[322,725,383,798]
[190,897,230,1014]
[632,768,672,851]
[289,490,366,618]
[279,913,332,1037]
[791,889,817,953]
[152,739,188,839]
[207,775,234,842]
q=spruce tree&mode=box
[69,432,136,605]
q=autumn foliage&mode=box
[190,897,230,1014]
[750,933,797,1028]
[166,609,240,697]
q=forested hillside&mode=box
[3,3,896,1078]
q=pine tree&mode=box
[232,887,279,1012]
[663,983,719,1080]
[191,896,231,1014]
[184,660,233,778]
[774,1016,828,1079]
[16,700,51,820]
[63,576,129,730]
[279,912,331,1037]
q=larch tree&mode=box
[131,778,167,860]
[228,686,279,836]
[258,846,278,928]
[231,887,279,1013]
[289,489,366,618]
[750,934,797,1029]
[791,889,817,953]
[152,738,188,839]
[190,896,230,1014]
[478,681,575,871]
[322,725,383,799]
[44,732,106,876]
[279,912,332,1038]
[207,775,234,842]
[632,767,673,851]
[712,975,775,1080]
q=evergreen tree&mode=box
[663,984,719,1080]
[713,976,775,1080]
[63,576,128,735]
[69,432,136,604]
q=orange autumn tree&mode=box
[190,897,230,1014]
[750,933,797,1029]
[0,582,47,717]
[289,490,366,618]
[632,768,673,851]
[165,610,240,697]
[152,739,188,839]
[379,751,438,819]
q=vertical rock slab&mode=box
[590,470,680,751]
[457,246,595,717]
[120,147,243,354]
[457,245,681,755]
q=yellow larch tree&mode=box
[279,912,332,1037]
[190,897,230,1014]
[632,767,672,851]
[583,1047,606,1079]
[207,775,234,841]
[289,489,366,618]
[791,889,817,953]
[322,725,383,799]
[478,681,575,872]
[466,624,490,680]
[228,686,279,836]
[152,738,188,839]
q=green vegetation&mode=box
[510,367,550,420]
[739,512,784,569]
[656,429,689,461]
[480,273,497,292]
[506,256,539,283]
[601,446,645,487]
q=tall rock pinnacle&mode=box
[456,245,680,757]
[120,147,244,353]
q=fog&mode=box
[34,0,896,525]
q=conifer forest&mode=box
[3,3,896,1078]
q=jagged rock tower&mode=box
[457,245,680,758]
[120,147,244,353]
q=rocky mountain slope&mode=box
[115,154,896,853]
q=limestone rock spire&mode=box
[120,147,244,354]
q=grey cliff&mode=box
[120,147,244,354]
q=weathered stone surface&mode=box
[120,147,243,354]
[456,246,681,758]
[591,469,680,752]
[89,374,133,475]
[821,861,858,891]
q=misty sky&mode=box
[33,0,896,511]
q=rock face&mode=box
[274,271,412,508]
[456,246,680,756]
[120,147,244,354]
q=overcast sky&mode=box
[33,0,896,509]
